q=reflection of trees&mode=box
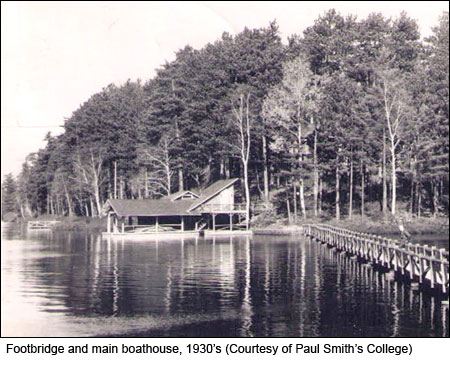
[18,231,449,337]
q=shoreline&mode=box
[6,215,449,237]
[253,216,449,237]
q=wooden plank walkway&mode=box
[303,224,449,295]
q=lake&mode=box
[1,223,448,337]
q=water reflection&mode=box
[1,223,448,337]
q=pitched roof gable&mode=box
[162,190,200,201]
[188,178,239,212]
[102,179,238,217]
[105,198,200,217]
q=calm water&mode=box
[1,223,449,337]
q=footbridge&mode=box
[303,224,449,295]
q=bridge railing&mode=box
[197,204,246,213]
[303,223,449,294]
[197,203,267,213]
[27,220,59,229]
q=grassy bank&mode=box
[22,215,106,232]
[20,213,449,236]
[254,213,449,236]
[53,216,106,232]
[325,216,449,235]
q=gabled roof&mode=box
[162,190,200,201]
[102,178,239,217]
[188,178,239,212]
[104,199,200,217]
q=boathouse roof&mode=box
[103,178,239,217]
[105,199,198,217]
[162,190,200,201]
[188,178,239,212]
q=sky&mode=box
[1,1,448,178]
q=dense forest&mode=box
[2,10,449,223]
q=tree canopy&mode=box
[5,10,448,221]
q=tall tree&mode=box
[1,174,18,217]
[263,56,317,219]
[229,87,253,226]
[373,67,412,216]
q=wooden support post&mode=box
[156,216,159,232]
[246,211,249,231]
[229,213,233,231]
[107,213,111,234]
[121,220,124,233]
[181,216,184,232]
[409,253,415,280]
[212,214,216,232]
[430,260,436,289]
[419,257,425,283]
[439,249,447,294]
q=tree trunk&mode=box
[90,197,96,217]
[119,177,124,199]
[95,189,102,216]
[286,193,291,224]
[19,203,25,218]
[349,155,353,219]
[243,160,250,228]
[56,197,61,216]
[220,158,225,180]
[178,167,184,192]
[361,163,365,217]
[432,180,439,217]
[336,164,340,221]
[313,126,318,217]
[382,129,388,215]
[138,183,142,199]
[417,181,421,218]
[391,141,396,216]
[62,176,73,217]
[299,179,306,220]
[410,180,415,216]
[318,176,322,214]
[114,161,117,199]
[108,164,112,199]
[262,135,270,203]
[144,169,149,198]
[296,113,306,219]
[293,183,297,223]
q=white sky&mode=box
[1,1,448,178]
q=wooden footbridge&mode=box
[27,220,59,229]
[303,224,449,295]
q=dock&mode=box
[27,220,59,230]
[303,224,449,295]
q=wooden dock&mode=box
[27,220,59,230]
[303,224,449,295]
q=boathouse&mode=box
[102,178,249,235]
